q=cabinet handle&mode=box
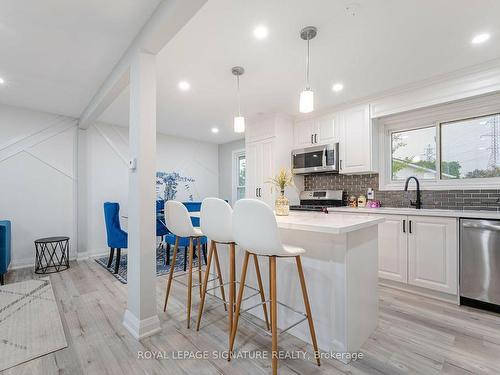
[255,188,258,197]
[403,220,406,233]
[339,160,343,170]
[311,134,314,144]
[409,220,412,234]
[314,134,318,143]
[259,188,262,197]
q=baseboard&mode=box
[379,279,459,304]
[122,309,161,340]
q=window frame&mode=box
[378,95,500,191]
[231,149,246,204]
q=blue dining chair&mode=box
[0,220,11,285]
[103,202,128,274]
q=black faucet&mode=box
[404,176,422,209]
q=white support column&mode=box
[123,50,161,339]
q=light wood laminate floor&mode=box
[2,260,500,375]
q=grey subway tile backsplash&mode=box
[303,173,500,212]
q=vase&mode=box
[275,190,290,216]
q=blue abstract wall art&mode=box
[156,171,196,201]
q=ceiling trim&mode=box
[78,0,208,129]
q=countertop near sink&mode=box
[328,206,500,220]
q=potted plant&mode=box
[266,168,294,216]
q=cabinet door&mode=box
[407,216,458,294]
[339,104,371,174]
[316,114,336,145]
[259,139,275,207]
[293,119,315,147]
[378,215,408,283]
[245,143,259,199]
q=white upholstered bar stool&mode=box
[196,198,270,339]
[229,199,320,375]
[163,200,225,328]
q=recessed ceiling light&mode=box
[0,77,5,85]
[253,25,268,39]
[332,83,344,92]
[178,81,190,91]
[211,127,219,134]
[471,33,490,44]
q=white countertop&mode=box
[328,206,500,220]
[275,211,384,234]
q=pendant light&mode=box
[299,26,317,113]
[232,66,245,133]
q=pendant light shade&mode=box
[234,116,245,133]
[232,66,245,133]
[299,26,317,114]
[299,89,314,113]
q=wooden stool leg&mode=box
[186,237,195,328]
[197,238,202,298]
[212,244,227,311]
[229,243,236,338]
[228,251,250,360]
[163,237,179,312]
[253,254,270,330]
[270,256,278,375]
[296,256,320,366]
[196,241,215,331]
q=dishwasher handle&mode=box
[462,222,500,231]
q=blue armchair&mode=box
[103,202,128,274]
[0,220,11,285]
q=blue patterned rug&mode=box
[95,247,200,284]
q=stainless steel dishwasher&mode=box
[460,218,500,313]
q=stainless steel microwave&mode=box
[291,143,339,175]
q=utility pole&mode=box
[482,115,499,170]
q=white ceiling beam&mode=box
[78,0,207,129]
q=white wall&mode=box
[0,104,77,268]
[82,122,219,256]
[218,139,245,205]
[0,103,219,265]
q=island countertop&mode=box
[275,210,384,234]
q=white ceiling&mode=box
[2,0,500,144]
[0,0,160,116]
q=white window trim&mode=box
[231,148,245,205]
[378,92,500,191]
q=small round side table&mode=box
[34,236,70,274]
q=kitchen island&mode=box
[215,211,383,362]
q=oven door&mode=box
[292,144,338,174]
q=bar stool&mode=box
[229,199,320,374]
[196,198,270,340]
[163,200,225,328]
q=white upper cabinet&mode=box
[293,119,316,147]
[293,114,336,148]
[339,104,377,174]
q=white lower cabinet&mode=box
[349,213,458,295]
[378,215,408,283]
[407,216,458,294]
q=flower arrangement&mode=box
[266,168,294,195]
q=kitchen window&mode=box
[380,103,500,190]
[233,150,246,202]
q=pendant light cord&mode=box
[305,37,310,89]
[237,74,241,116]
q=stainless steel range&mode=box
[290,190,344,213]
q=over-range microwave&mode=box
[291,143,339,175]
